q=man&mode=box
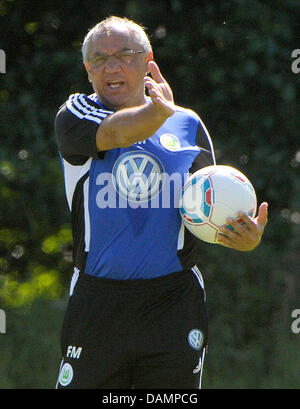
[55,16,268,389]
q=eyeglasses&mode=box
[87,49,145,68]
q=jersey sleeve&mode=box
[55,93,113,165]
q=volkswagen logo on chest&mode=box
[112,151,165,202]
[188,329,204,351]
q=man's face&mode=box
[84,26,152,111]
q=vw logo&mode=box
[188,329,204,351]
[112,151,165,202]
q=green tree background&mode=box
[0,0,299,389]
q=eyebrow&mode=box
[90,47,133,57]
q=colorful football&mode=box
[179,165,257,243]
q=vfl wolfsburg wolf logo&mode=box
[59,363,73,386]
[112,151,165,202]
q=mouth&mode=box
[106,80,125,89]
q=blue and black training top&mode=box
[55,93,215,280]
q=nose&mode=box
[104,56,122,72]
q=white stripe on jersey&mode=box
[191,265,206,300]
[66,100,102,124]
[177,220,185,250]
[66,93,112,123]
[69,267,80,296]
[79,93,112,115]
[83,177,91,252]
[198,347,206,389]
[62,158,92,270]
[62,157,92,210]
[198,116,216,165]
[88,93,101,103]
[175,105,216,164]
[55,358,64,389]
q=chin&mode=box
[99,95,126,110]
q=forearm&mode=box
[96,102,171,151]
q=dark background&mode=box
[0,0,299,388]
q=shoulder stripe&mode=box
[77,93,112,115]
[66,93,112,124]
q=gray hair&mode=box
[81,16,152,61]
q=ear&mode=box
[145,51,153,64]
[84,61,93,83]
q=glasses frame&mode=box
[87,49,145,68]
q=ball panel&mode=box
[184,221,219,243]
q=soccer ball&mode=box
[179,165,257,243]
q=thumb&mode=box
[148,60,166,83]
[257,202,268,230]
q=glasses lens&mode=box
[117,51,135,64]
[89,50,144,67]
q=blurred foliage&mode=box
[0,0,299,389]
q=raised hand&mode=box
[144,60,175,117]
